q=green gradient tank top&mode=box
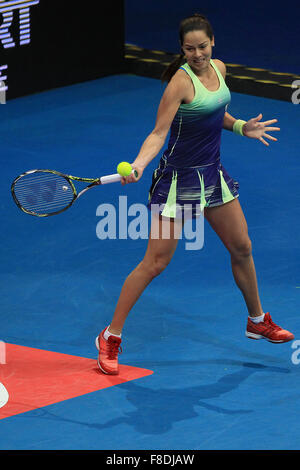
[163,60,231,168]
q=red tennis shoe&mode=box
[95,327,122,375]
[246,312,294,343]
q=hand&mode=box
[120,163,144,185]
[242,113,280,146]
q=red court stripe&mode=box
[0,343,153,419]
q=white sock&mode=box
[104,326,121,340]
[249,313,265,324]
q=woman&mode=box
[96,13,294,375]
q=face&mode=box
[181,30,215,73]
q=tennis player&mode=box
[96,13,294,375]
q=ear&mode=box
[211,36,215,47]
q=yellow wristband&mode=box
[233,119,246,136]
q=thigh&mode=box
[144,213,183,263]
[204,198,250,252]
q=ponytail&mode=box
[161,53,186,83]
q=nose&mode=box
[194,48,203,57]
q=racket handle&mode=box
[100,170,138,185]
[100,173,122,184]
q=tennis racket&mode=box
[11,168,138,217]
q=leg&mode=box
[204,198,263,317]
[108,213,183,334]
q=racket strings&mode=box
[13,172,75,215]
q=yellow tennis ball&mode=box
[117,162,132,177]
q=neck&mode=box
[188,60,212,78]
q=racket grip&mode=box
[100,170,138,185]
[100,173,122,184]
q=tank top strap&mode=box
[179,63,203,101]
[209,59,226,88]
[180,60,227,96]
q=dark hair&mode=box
[161,13,214,83]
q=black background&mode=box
[0,1,125,100]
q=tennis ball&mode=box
[117,162,132,177]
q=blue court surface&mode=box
[0,74,299,450]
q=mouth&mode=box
[193,58,205,64]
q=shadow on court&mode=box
[24,361,289,435]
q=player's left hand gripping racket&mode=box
[11,167,138,217]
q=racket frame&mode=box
[11,169,104,217]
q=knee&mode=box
[141,254,172,278]
[229,237,252,260]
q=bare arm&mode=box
[132,132,166,172]
[215,59,280,144]
[123,71,189,183]
[223,111,238,131]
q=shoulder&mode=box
[172,67,192,87]
[162,67,192,101]
[212,59,226,78]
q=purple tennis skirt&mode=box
[147,156,239,219]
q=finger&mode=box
[124,173,137,184]
[259,137,269,146]
[262,119,278,126]
[264,126,280,132]
[254,113,263,121]
[264,133,278,141]
[129,169,140,183]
